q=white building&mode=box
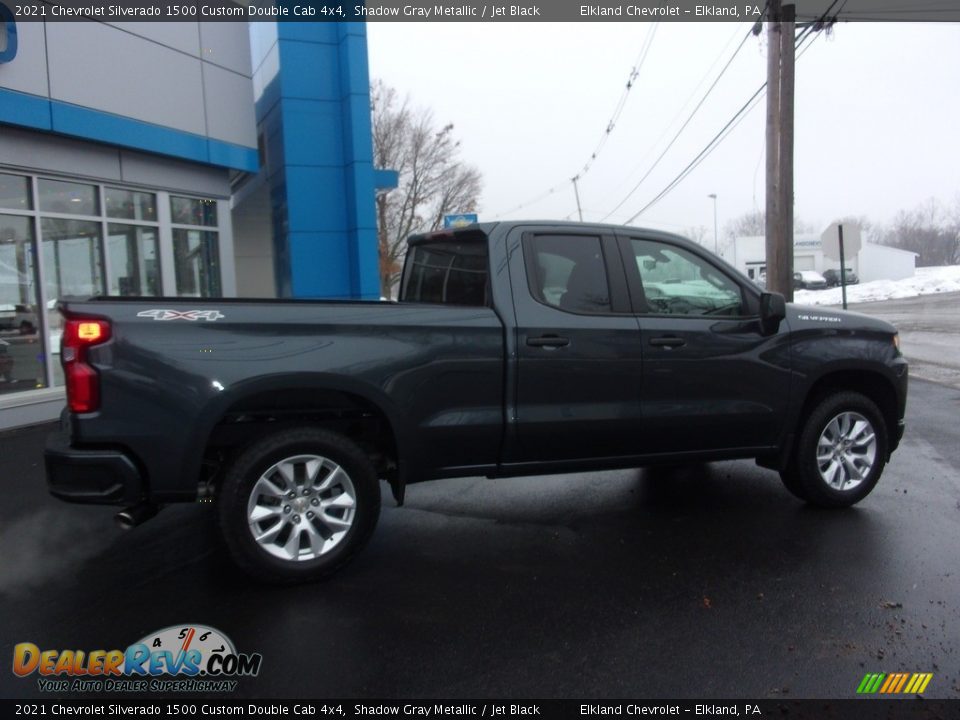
[726,234,916,284]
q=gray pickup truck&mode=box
[45,222,907,582]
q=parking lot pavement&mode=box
[1,379,958,700]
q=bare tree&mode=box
[877,198,959,267]
[372,80,483,297]
[683,225,709,247]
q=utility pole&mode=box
[572,176,584,222]
[780,3,796,302]
[708,193,718,255]
[765,0,796,302]
[764,0,783,298]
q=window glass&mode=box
[631,239,743,316]
[171,196,217,227]
[526,235,610,314]
[38,179,99,216]
[173,229,221,297]
[107,225,160,296]
[41,218,103,298]
[401,242,488,305]
[0,173,31,211]
[105,188,157,222]
[0,214,47,392]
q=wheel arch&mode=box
[185,373,410,503]
[797,367,899,456]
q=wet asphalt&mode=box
[0,379,958,700]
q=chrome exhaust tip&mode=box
[115,503,157,530]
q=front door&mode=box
[619,234,791,456]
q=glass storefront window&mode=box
[0,213,47,393]
[41,218,104,299]
[173,229,220,297]
[105,188,158,222]
[38,179,99,216]
[0,173,32,211]
[171,196,218,227]
[107,224,160,296]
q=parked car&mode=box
[822,268,859,287]
[793,270,828,290]
[46,221,908,583]
[0,304,14,331]
[0,303,39,333]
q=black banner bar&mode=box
[5,0,960,23]
[2,700,960,719]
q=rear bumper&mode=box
[45,429,145,505]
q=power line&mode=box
[600,26,756,222]
[573,22,660,182]
[607,24,746,194]
[492,22,659,218]
[623,26,824,225]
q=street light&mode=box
[707,193,718,255]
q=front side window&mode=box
[525,234,610,314]
[631,239,744,317]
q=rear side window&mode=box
[400,241,489,306]
[524,234,611,314]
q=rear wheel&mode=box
[218,428,380,583]
[780,392,887,507]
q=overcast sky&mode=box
[367,21,960,243]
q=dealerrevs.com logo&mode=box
[13,624,262,693]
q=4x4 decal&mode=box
[137,309,225,322]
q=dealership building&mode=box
[0,8,386,428]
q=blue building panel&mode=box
[277,41,341,101]
[0,87,51,130]
[288,231,355,298]
[262,20,382,301]
[284,166,349,232]
[281,98,346,167]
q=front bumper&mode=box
[45,429,145,505]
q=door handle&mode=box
[527,335,570,348]
[649,336,685,348]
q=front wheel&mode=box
[780,391,888,508]
[218,428,381,583]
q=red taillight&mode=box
[62,319,111,413]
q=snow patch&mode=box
[794,266,960,306]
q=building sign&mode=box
[0,3,17,64]
[443,213,478,228]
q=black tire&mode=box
[19,321,35,335]
[780,391,888,508]
[218,427,380,583]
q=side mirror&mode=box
[760,292,786,335]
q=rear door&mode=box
[617,233,791,455]
[504,225,644,464]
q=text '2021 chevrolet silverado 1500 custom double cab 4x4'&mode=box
[45,222,907,582]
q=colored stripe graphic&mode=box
[892,673,909,693]
[858,672,932,694]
